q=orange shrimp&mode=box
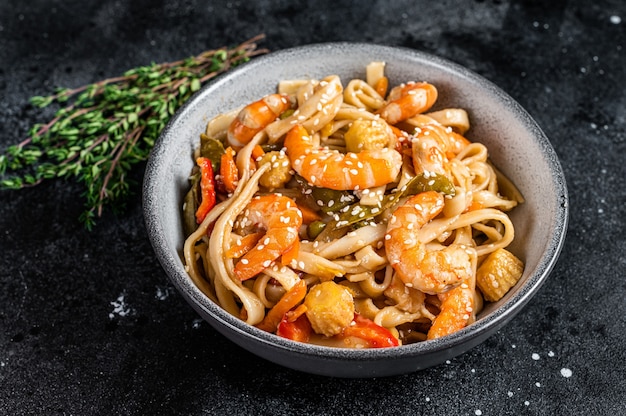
[227,93,292,149]
[411,123,453,180]
[427,282,474,339]
[377,82,438,125]
[284,124,402,191]
[233,195,303,281]
[385,191,473,294]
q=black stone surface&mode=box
[1,1,625,415]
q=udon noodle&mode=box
[182,62,525,348]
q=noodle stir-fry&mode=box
[182,62,525,348]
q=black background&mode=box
[1,1,625,414]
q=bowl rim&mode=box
[143,42,569,363]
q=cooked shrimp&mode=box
[385,191,473,294]
[411,123,453,179]
[227,93,291,149]
[426,282,474,339]
[284,124,402,191]
[233,194,303,281]
[377,82,438,125]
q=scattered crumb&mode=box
[155,286,173,300]
[109,294,132,319]
[560,368,573,378]
[532,353,540,360]
[610,15,621,24]
[548,351,555,357]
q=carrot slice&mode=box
[251,144,265,161]
[220,147,239,193]
[374,76,389,98]
[256,280,307,333]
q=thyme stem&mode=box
[0,34,269,229]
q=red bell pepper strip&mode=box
[342,313,399,348]
[195,157,217,224]
[276,313,312,343]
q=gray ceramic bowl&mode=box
[143,43,568,378]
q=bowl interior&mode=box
[143,43,568,376]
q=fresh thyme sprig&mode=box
[0,34,268,229]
